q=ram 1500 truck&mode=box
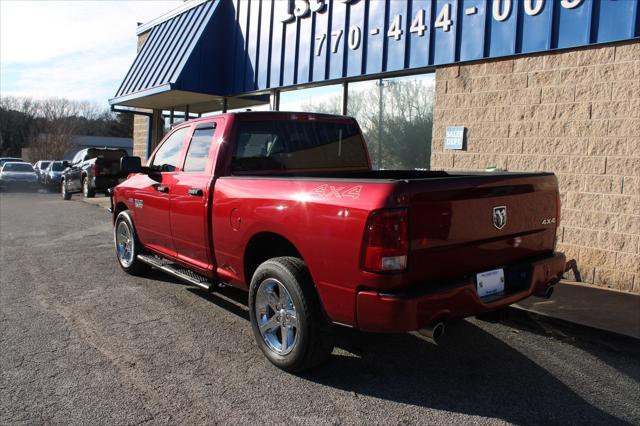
[111,112,565,372]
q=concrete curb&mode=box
[505,305,640,355]
[80,196,111,210]
[514,281,640,338]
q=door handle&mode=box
[156,185,169,193]
[188,188,203,197]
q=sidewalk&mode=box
[512,281,640,340]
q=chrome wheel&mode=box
[115,220,134,268]
[83,178,88,196]
[255,278,299,355]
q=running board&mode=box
[137,254,213,291]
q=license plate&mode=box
[476,268,505,298]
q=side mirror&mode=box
[121,156,142,174]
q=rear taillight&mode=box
[361,208,408,273]
[94,163,99,176]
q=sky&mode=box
[1,0,182,107]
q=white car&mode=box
[0,162,39,190]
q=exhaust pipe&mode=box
[534,286,554,299]
[418,322,445,344]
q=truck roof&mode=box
[175,111,356,126]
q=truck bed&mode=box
[218,170,559,292]
[230,169,552,182]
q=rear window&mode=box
[232,119,368,173]
[3,163,34,172]
[86,149,127,161]
[39,161,51,169]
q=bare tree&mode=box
[0,96,38,157]
[26,98,80,161]
[0,95,126,160]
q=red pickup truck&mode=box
[111,112,565,372]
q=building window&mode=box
[227,102,271,113]
[279,84,343,115]
[347,73,435,170]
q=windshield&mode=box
[50,162,64,172]
[232,119,368,173]
[3,163,34,172]
[0,159,22,167]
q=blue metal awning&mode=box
[114,0,639,111]
[110,0,231,110]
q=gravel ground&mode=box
[1,192,639,425]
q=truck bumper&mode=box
[355,252,566,333]
[92,176,124,191]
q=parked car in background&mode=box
[0,157,24,168]
[61,148,128,200]
[0,162,39,191]
[33,160,52,183]
[43,161,66,188]
[112,112,565,372]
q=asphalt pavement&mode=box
[1,192,639,425]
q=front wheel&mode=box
[114,211,149,275]
[61,179,71,200]
[249,257,334,373]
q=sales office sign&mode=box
[279,0,586,57]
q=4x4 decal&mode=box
[310,184,362,199]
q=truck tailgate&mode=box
[95,157,123,176]
[401,173,559,285]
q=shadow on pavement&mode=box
[305,323,627,425]
[500,308,640,383]
[178,284,629,424]
[188,286,250,321]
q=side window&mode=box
[151,127,189,172]
[183,123,216,172]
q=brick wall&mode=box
[431,40,640,293]
[132,115,149,158]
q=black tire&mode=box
[83,176,95,198]
[114,210,149,275]
[61,179,71,200]
[249,257,334,373]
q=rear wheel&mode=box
[83,176,95,198]
[114,211,149,275]
[61,179,71,200]
[249,257,334,373]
